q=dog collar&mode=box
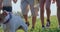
[3,13,12,24]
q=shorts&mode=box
[21,0,38,16]
[3,6,12,12]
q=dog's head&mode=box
[0,10,7,22]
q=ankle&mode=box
[59,25,60,26]
[25,22,30,26]
[42,25,44,27]
[47,19,50,22]
[32,26,34,29]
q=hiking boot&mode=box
[42,25,45,29]
[46,20,50,28]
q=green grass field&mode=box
[0,16,60,32]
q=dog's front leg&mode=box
[4,29,7,32]
[3,24,9,32]
[4,28,16,32]
[4,29,10,32]
[3,23,10,32]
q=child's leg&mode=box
[46,0,51,27]
[29,0,37,28]
[39,0,45,27]
[56,0,60,27]
[21,0,29,26]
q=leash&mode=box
[3,13,12,24]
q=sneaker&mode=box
[30,27,34,31]
[32,26,34,29]
[42,25,45,29]
[26,22,30,26]
[46,20,50,28]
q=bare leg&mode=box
[32,16,36,28]
[21,0,30,26]
[56,0,60,27]
[39,0,45,27]
[46,0,51,27]
[22,4,29,26]
[32,6,38,28]
[30,1,36,29]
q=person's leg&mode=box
[21,0,29,26]
[56,0,60,27]
[32,16,36,29]
[39,0,45,28]
[31,7,39,29]
[23,5,30,26]
[46,0,51,27]
[29,0,36,29]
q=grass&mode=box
[0,16,60,32]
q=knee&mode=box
[40,5,44,10]
[46,6,50,10]
[57,5,60,17]
[57,4,60,9]
[46,6,51,13]
[40,6,44,12]
[57,7,60,10]
[40,7,44,14]
[57,5,60,12]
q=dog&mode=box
[0,10,28,32]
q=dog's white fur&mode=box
[0,11,28,32]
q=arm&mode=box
[0,0,3,4]
[0,0,3,2]
[0,0,3,9]
[13,0,17,3]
